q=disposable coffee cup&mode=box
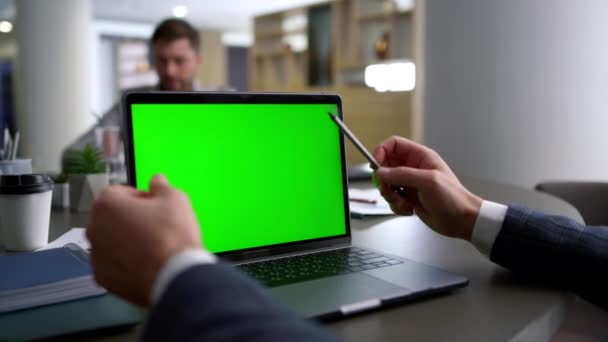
[0,174,54,251]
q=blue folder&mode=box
[0,245,142,340]
[0,244,93,292]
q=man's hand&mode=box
[373,136,483,241]
[86,175,202,307]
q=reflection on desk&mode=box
[43,177,581,341]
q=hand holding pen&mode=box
[330,110,483,239]
[328,113,418,209]
[370,135,483,240]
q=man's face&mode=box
[153,37,201,91]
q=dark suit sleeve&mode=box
[143,262,341,342]
[490,205,608,309]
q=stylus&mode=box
[328,112,414,202]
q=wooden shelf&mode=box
[252,50,286,58]
[337,61,368,71]
[396,10,413,16]
[255,31,284,40]
[357,9,412,22]
[251,0,414,90]
[283,27,307,35]
[255,29,307,43]
[356,12,390,22]
[250,0,418,163]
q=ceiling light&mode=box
[172,5,188,18]
[0,21,13,33]
[394,0,415,12]
[365,61,416,92]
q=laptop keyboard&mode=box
[237,247,403,287]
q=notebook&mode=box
[348,188,395,218]
[0,244,106,313]
[0,245,142,340]
[122,92,468,320]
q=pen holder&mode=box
[0,158,33,175]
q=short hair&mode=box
[151,18,200,52]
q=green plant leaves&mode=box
[64,144,106,174]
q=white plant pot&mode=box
[69,173,109,212]
[51,182,70,209]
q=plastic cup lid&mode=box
[0,174,54,194]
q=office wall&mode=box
[0,33,16,60]
[197,31,227,88]
[91,20,154,114]
[16,0,93,172]
[227,46,249,91]
[424,0,608,188]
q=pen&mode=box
[328,112,415,203]
[11,131,19,160]
[328,113,380,169]
[2,128,9,160]
[350,197,378,204]
[4,138,11,161]
[3,128,8,150]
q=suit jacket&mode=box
[143,263,340,342]
[490,205,608,309]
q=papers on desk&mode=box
[348,188,394,218]
[37,227,90,251]
[0,244,106,313]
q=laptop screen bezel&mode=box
[122,91,352,261]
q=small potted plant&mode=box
[64,144,109,212]
[51,173,70,209]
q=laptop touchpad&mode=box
[268,273,410,318]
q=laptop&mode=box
[122,92,468,320]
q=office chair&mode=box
[534,180,608,341]
[535,181,608,226]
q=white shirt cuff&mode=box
[471,200,508,257]
[151,248,218,304]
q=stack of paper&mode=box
[348,188,394,218]
[0,244,106,313]
[36,227,90,251]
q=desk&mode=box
[44,177,582,342]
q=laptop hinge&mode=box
[223,237,351,263]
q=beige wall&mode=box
[196,30,227,89]
[338,87,411,165]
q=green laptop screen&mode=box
[131,103,347,253]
